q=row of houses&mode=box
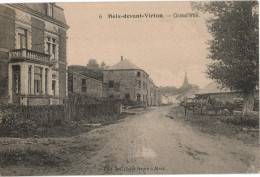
[69,57,162,106]
[161,94,180,106]
[0,3,161,107]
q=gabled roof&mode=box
[105,59,141,71]
[196,82,232,95]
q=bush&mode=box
[225,115,259,127]
[0,104,65,137]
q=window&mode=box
[81,79,86,92]
[34,67,42,95]
[137,80,141,88]
[47,38,51,54]
[45,68,48,95]
[108,81,114,88]
[143,81,145,90]
[82,79,86,85]
[114,82,120,92]
[125,94,130,100]
[137,94,141,102]
[82,86,87,92]
[28,66,31,94]
[52,80,56,96]
[46,36,57,59]
[137,71,141,77]
[52,38,56,56]
[12,65,20,94]
[18,28,27,49]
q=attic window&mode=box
[137,71,141,77]
[47,4,53,17]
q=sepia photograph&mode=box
[0,0,259,175]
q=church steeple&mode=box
[181,71,189,88]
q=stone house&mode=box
[154,86,162,106]
[68,71,103,98]
[0,3,69,105]
[103,57,151,104]
[147,78,155,106]
[147,79,161,106]
[161,94,170,105]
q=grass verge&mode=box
[168,106,259,146]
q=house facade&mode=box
[0,3,69,105]
[161,94,169,105]
[147,79,161,106]
[147,78,155,106]
[68,71,103,98]
[103,56,160,106]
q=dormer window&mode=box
[47,4,53,17]
[18,28,27,49]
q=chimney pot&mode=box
[121,56,123,61]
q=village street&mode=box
[63,106,259,175]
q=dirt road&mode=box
[64,106,259,174]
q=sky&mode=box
[58,2,213,89]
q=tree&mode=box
[87,59,100,70]
[101,61,109,70]
[192,1,259,115]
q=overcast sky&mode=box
[58,2,213,88]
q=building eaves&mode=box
[73,72,102,83]
[8,3,69,30]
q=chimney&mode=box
[121,56,123,61]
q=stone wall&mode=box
[28,96,50,105]
[0,5,15,102]
[58,63,67,98]
[58,28,66,63]
[71,72,103,98]
[0,5,16,51]
[31,17,45,53]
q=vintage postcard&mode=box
[0,0,259,176]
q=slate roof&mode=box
[11,3,68,27]
[105,59,142,71]
[196,82,232,95]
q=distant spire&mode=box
[182,71,189,88]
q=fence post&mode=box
[184,98,187,116]
[200,98,203,115]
